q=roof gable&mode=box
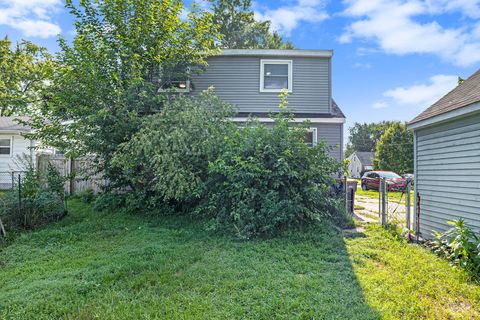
[355,151,375,165]
[409,69,480,125]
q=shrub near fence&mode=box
[0,164,66,234]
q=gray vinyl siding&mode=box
[191,56,331,114]
[415,112,480,236]
[313,123,343,161]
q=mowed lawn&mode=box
[1,200,479,319]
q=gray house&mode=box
[188,49,345,161]
[408,69,480,236]
[347,151,375,178]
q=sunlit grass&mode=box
[1,200,479,319]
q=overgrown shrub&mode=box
[111,90,236,211]
[109,91,344,237]
[430,219,480,275]
[197,94,343,238]
[0,162,66,231]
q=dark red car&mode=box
[361,171,406,191]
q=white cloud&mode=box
[254,0,328,36]
[353,62,372,69]
[340,0,480,66]
[0,0,61,38]
[373,101,388,109]
[384,74,458,107]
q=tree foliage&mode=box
[345,121,394,157]
[198,93,343,238]
[209,0,294,49]
[0,38,56,116]
[110,90,236,209]
[26,0,219,187]
[374,122,413,174]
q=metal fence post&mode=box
[381,177,387,227]
[406,179,411,230]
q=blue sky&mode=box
[1,0,479,136]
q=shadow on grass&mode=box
[0,200,380,319]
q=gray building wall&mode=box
[415,112,480,236]
[313,123,343,161]
[190,55,331,114]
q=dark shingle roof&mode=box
[409,69,480,124]
[355,151,375,165]
[0,117,31,132]
[332,99,345,118]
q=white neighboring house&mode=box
[347,151,375,178]
[0,117,36,187]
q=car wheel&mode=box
[362,183,368,191]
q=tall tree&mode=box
[345,121,394,157]
[374,122,413,174]
[26,0,219,189]
[209,0,294,49]
[0,38,55,116]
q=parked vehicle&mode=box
[401,173,414,185]
[361,171,406,191]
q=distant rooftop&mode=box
[0,117,31,132]
[219,49,333,58]
[410,69,480,125]
[355,151,375,165]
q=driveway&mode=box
[354,193,414,226]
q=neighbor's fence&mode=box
[0,171,27,190]
[0,172,67,237]
[36,154,106,195]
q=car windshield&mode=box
[378,172,401,179]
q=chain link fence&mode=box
[0,171,27,190]
[0,170,66,237]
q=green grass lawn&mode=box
[356,187,414,205]
[1,200,479,319]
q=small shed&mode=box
[408,69,480,236]
[347,151,375,178]
[0,117,35,188]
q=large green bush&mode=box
[111,90,236,211]
[198,95,343,238]
[110,92,343,237]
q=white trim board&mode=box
[220,49,333,58]
[231,117,345,124]
[408,101,480,130]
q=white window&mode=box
[0,138,12,156]
[304,128,318,147]
[260,60,292,93]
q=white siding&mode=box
[0,133,35,172]
[415,112,480,236]
[347,154,362,178]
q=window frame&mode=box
[0,137,13,157]
[259,59,293,93]
[305,127,318,147]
